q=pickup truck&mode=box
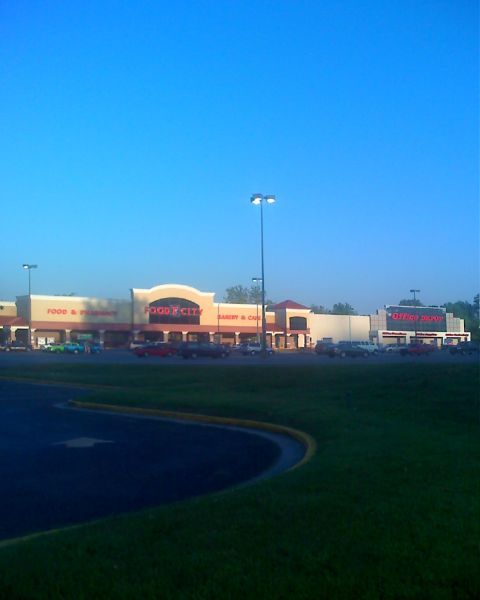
[449,342,479,356]
[400,343,436,356]
[0,341,32,352]
[240,343,275,356]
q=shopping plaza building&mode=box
[0,283,471,349]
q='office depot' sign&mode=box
[386,306,446,332]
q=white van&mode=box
[340,340,379,354]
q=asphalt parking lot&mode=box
[0,347,477,367]
[0,381,304,542]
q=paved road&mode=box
[0,348,478,367]
[0,381,304,542]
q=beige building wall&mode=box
[310,314,370,343]
[20,295,131,325]
[0,301,17,317]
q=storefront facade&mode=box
[131,286,312,349]
[4,284,313,349]
[1,284,470,349]
[0,301,26,344]
[369,305,470,347]
[14,293,132,347]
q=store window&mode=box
[289,316,307,330]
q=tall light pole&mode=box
[252,277,262,343]
[410,288,420,342]
[22,264,38,347]
[250,193,276,357]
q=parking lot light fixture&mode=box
[22,264,38,347]
[252,277,262,343]
[410,288,421,342]
[250,194,275,358]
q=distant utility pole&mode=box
[410,288,420,341]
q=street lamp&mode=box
[410,288,420,342]
[250,193,276,357]
[22,264,38,347]
[252,277,262,343]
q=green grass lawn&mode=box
[0,363,478,599]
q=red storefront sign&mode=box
[391,312,443,323]
[47,308,117,317]
[218,314,260,321]
[144,306,202,317]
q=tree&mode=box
[224,285,250,303]
[249,283,262,304]
[310,304,329,314]
[398,299,424,307]
[224,284,273,305]
[442,295,479,341]
[331,302,357,315]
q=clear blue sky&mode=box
[1,1,478,313]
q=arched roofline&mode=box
[132,283,215,299]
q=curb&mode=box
[0,377,316,470]
[0,380,316,548]
[69,400,317,471]
[0,375,122,391]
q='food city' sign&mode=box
[146,298,202,325]
[144,306,202,317]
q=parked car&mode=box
[63,342,85,354]
[384,344,409,354]
[400,343,436,356]
[129,340,146,350]
[339,340,379,354]
[134,343,177,358]
[332,342,370,358]
[49,342,67,353]
[83,341,103,354]
[315,341,336,356]
[449,341,479,356]
[240,343,275,356]
[229,344,245,353]
[40,342,58,352]
[0,341,32,352]
[178,342,230,359]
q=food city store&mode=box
[131,285,312,349]
[1,284,470,349]
[4,284,313,349]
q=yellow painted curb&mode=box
[69,400,317,471]
[0,389,316,549]
[0,522,85,550]
[0,376,316,468]
[0,375,122,391]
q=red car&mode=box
[401,343,436,356]
[134,343,177,358]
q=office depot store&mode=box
[1,284,470,349]
[369,305,470,347]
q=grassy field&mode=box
[0,362,478,599]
